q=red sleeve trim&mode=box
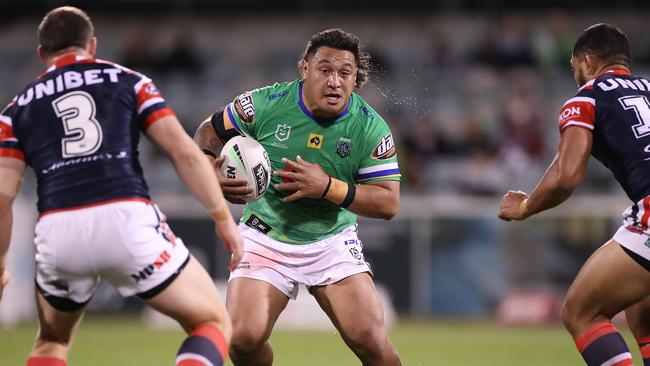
[143,108,175,130]
[0,148,25,161]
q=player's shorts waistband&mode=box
[39,197,151,219]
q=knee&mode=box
[229,321,269,354]
[561,296,580,332]
[345,325,391,357]
[561,295,600,335]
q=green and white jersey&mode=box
[226,79,400,244]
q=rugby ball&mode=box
[220,135,271,202]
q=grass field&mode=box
[0,317,642,365]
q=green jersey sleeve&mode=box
[356,110,401,184]
[225,87,273,138]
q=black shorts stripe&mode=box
[620,244,650,272]
[137,254,191,299]
[35,279,90,312]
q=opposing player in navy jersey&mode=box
[499,24,650,366]
[0,7,242,366]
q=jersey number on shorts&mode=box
[620,95,650,139]
[52,91,104,158]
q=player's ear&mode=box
[299,59,308,80]
[583,53,598,74]
[37,45,47,64]
[87,37,97,56]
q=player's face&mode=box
[571,55,588,87]
[301,46,357,118]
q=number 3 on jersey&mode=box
[52,91,103,158]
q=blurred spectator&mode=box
[471,16,535,70]
[158,28,203,76]
[119,30,159,74]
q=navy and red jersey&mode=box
[0,53,175,214]
[559,68,650,203]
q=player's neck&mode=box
[595,63,630,78]
[45,47,93,68]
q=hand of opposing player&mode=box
[273,156,330,202]
[498,190,530,221]
[0,269,9,302]
[214,218,244,272]
[212,156,253,204]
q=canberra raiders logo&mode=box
[336,137,352,158]
[275,124,292,141]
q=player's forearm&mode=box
[170,143,231,220]
[524,159,576,216]
[347,184,399,219]
[322,179,399,219]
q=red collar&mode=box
[43,52,95,75]
[600,67,631,77]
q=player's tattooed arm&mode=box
[193,118,223,159]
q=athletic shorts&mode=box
[229,224,372,299]
[615,199,650,271]
[34,200,190,311]
[613,225,650,271]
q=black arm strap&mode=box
[211,106,242,142]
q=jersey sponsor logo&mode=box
[40,151,129,175]
[307,133,323,149]
[560,106,581,120]
[252,162,269,196]
[144,83,159,95]
[130,250,172,283]
[268,90,289,100]
[233,91,255,124]
[17,68,122,107]
[359,106,375,120]
[336,137,352,158]
[598,77,650,92]
[372,134,396,160]
[245,214,272,234]
[275,123,292,141]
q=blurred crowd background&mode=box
[2,0,649,325]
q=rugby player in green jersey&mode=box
[194,29,402,366]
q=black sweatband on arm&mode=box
[339,183,356,208]
[202,149,217,158]
[211,106,241,142]
[321,175,332,198]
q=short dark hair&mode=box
[299,29,370,89]
[573,23,630,66]
[38,6,94,56]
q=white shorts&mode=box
[613,225,650,270]
[34,200,190,311]
[229,224,372,299]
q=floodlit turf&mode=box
[0,317,642,365]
